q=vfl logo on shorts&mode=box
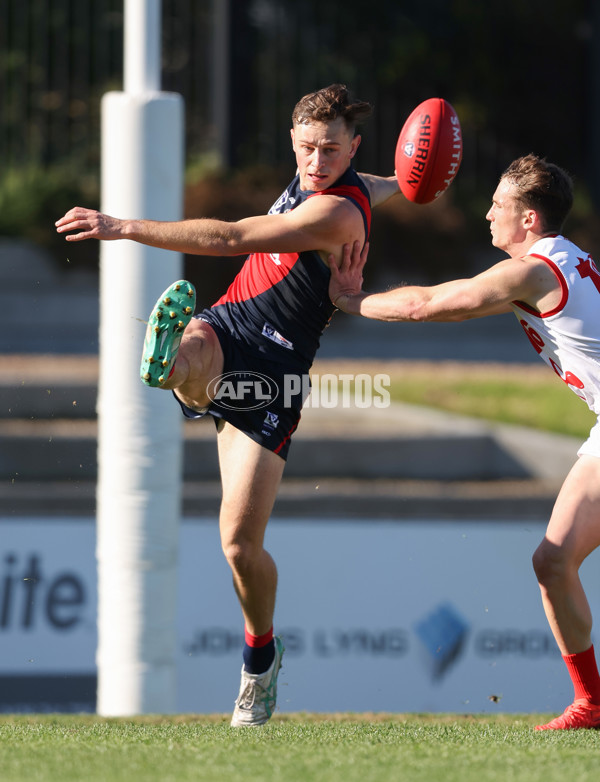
[261,411,280,437]
[207,372,279,411]
[262,323,294,350]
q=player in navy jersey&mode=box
[56,84,400,725]
[329,154,600,730]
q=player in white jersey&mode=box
[329,154,600,730]
[511,233,600,418]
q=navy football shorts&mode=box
[174,317,311,460]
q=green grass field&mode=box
[4,362,598,781]
[1,714,599,782]
[385,363,597,439]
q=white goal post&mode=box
[96,0,185,715]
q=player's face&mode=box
[291,118,361,191]
[486,179,529,253]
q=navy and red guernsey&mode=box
[198,166,371,370]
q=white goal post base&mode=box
[96,91,185,716]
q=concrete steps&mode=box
[2,355,575,518]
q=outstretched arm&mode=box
[329,241,559,322]
[55,194,364,258]
[55,207,271,255]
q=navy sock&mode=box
[243,638,275,675]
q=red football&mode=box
[395,98,463,204]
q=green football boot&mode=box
[140,280,196,387]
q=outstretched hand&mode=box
[55,207,124,241]
[328,240,369,311]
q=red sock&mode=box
[563,645,600,703]
[245,626,273,648]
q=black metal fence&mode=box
[1,0,122,170]
[0,0,596,202]
[0,0,216,173]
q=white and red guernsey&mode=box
[511,235,600,415]
[200,167,372,370]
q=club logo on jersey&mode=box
[262,323,294,350]
[269,189,290,214]
[269,189,297,215]
[206,371,279,411]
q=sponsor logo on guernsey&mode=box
[262,323,294,350]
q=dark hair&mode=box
[500,154,574,233]
[292,84,373,135]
